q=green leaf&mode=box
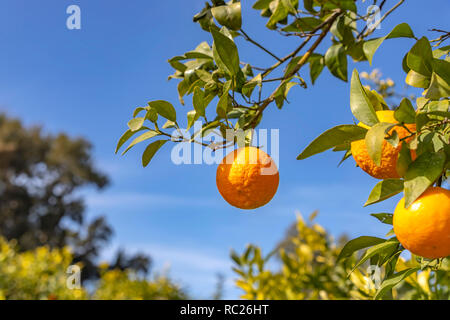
[266,0,290,30]
[149,100,177,122]
[187,110,199,130]
[142,140,168,167]
[407,37,433,76]
[396,143,413,178]
[122,130,160,156]
[365,122,395,166]
[297,125,367,160]
[145,107,158,122]
[351,239,399,273]
[365,179,404,206]
[303,0,316,13]
[162,120,176,129]
[405,70,431,88]
[115,128,145,154]
[216,92,231,118]
[193,87,206,117]
[211,2,242,31]
[404,151,446,207]
[371,213,393,225]
[127,117,145,132]
[253,0,273,10]
[394,98,416,124]
[242,73,262,98]
[350,69,379,126]
[309,54,324,85]
[324,43,348,81]
[337,236,386,262]
[211,27,240,76]
[282,17,322,32]
[133,107,147,118]
[363,23,415,65]
[374,267,420,300]
[425,71,450,100]
[432,45,450,58]
[275,81,298,109]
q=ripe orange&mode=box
[350,110,416,179]
[216,146,279,209]
[393,187,450,259]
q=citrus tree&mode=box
[116,1,450,298]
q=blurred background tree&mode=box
[0,237,187,300]
[0,114,150,281]
[231,212,450,300]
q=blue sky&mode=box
[1,1,448,299]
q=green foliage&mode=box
[0,237,87,300]
[364,179,404,206]
[118,1,419,166]
[232,213,356,299]
[0,237,187,300]
[232,213,450,300]
[297,33,450,297]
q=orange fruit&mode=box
[350,110,416,179]
[393,187,450,259]
[216,146,279,209]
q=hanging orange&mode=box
[393,187,450,259]
[216,146,279,209]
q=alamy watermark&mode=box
[169,121,279,175]
[366,5,382,31]
[364,265,382,290]
[66,265,81,289]
[66,5,81,30]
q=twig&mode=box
[247,9,343,129]
[359,0,406,39]
[240,29,282,62]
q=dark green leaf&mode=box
[297,125,367,160]
[407,37,433,76]
[193,87,206,117]
[282,17,322,32]
[371,213,393,225]
[116,128,145,154]
[396,142,413,178]
[142,140,168,167]
[365,179,404,206]
[374,267,420,300]
[394,98,416,124]
[211,27,240,76]
[351,239,399,273]
[122,130,160,156]
[363,23,415,65]
[149,100,177,122]
[211,2,242,31]
[404,151,446,207]
[324,43,348,81]
[309,54,324,84]
[337,236,386,262]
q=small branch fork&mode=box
[246,9,343,129]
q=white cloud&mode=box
[85,192,219,209]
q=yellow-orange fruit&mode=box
[351,110,416,179]
[393,187,450,259]
[216,146,279,210]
